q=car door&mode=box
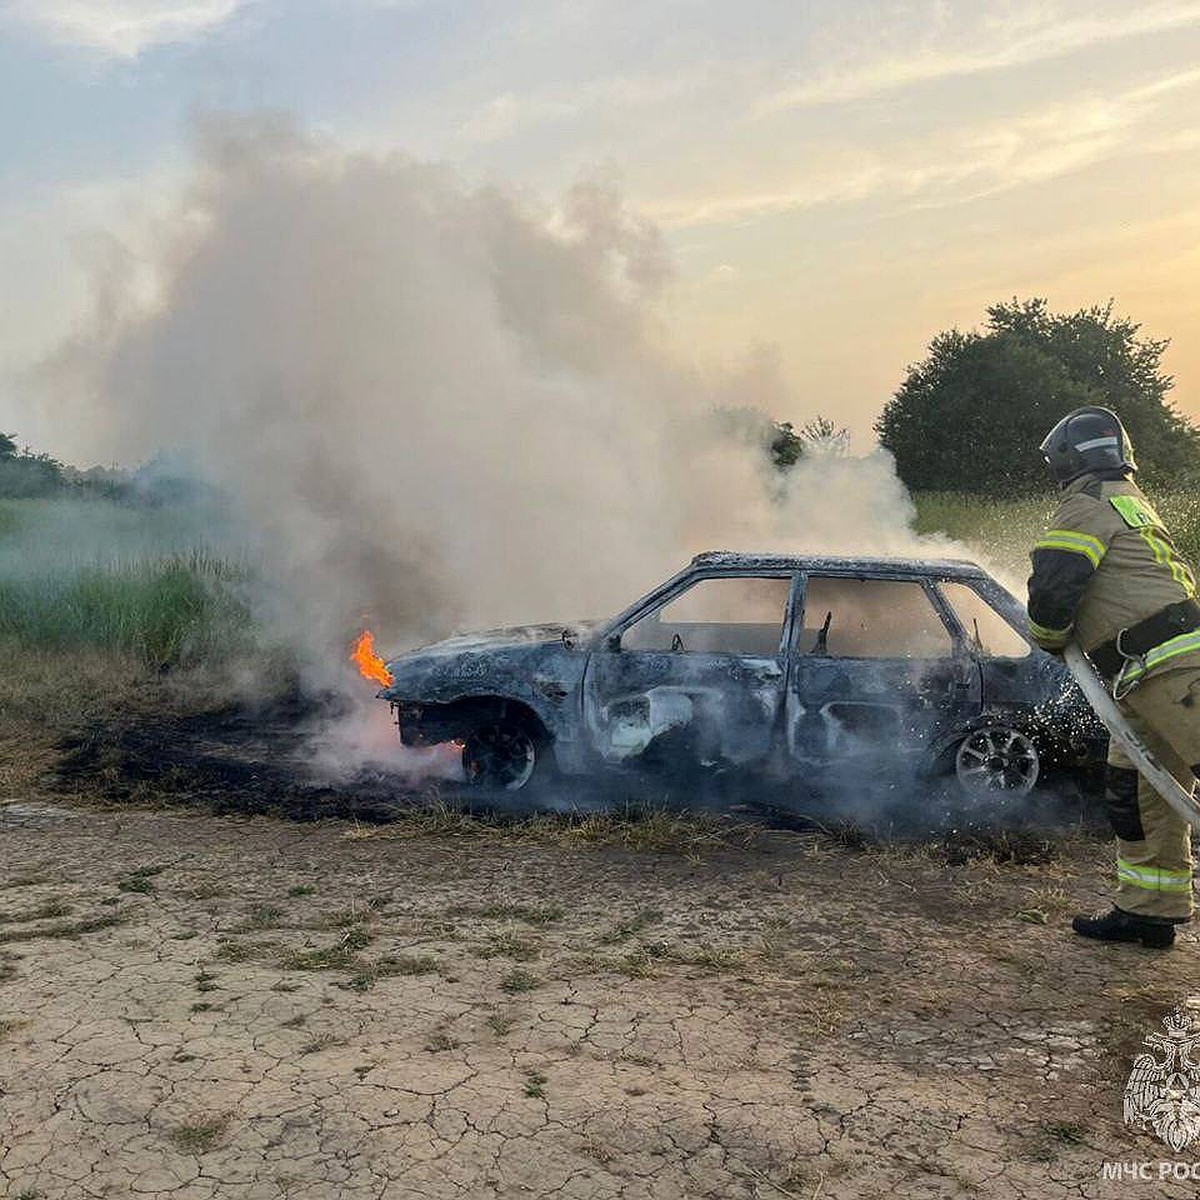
[785,573,979,768]
[582,572,796,770]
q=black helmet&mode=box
[1039,406,1137,486]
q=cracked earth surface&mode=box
[2,800,1198,1199]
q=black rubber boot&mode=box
[1072,907,1176,948]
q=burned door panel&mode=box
[786,575,980,767]
[583,574,794,769]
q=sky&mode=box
[1,0,1199,463]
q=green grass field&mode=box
[0,554,250,668]
[0,498,252,670]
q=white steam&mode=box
[35,115,954,691]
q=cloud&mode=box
[456,92,581,145]
[5,0,251,58]
[651,67,1200,228]
[453,65,723,147]
[758,1,1200,111]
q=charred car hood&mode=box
[379,621,601,710]
[413,621,601,655]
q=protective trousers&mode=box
[1106,666,1200,920]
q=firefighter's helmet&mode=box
[1040,406,1137,486]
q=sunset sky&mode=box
[2,0,1198,461]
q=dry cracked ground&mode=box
[2,795,1199,1200]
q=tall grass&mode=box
[914,488,1200,579]
[0,553,253,668]
[0,494,260,669]
[914,492,1053,571]
[1153,492,1200,568]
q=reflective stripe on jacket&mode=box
[1026,476,1196,662]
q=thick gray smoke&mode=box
[35,115,950,698]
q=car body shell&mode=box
[379,552,1102,788]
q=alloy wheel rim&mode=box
[955,726,1039,797]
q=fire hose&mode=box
[1063,642,1200,833]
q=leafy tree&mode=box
[716,409,850,472]
[769,416,848,470]
[876,299,1199,494]
[0,435,67,499]
[768,421,803,470]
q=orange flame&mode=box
[351,630,394,687]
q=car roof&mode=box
[689,551,988,578]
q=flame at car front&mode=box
[350,630,394,687]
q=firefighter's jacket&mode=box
[1027,474,1200,682]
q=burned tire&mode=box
[954,725,1040,799]
[461,719,544,792]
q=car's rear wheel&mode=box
[461,719,542,791]
[954,725,1040,797]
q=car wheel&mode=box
[954,725,1040,798]
[461,720,541,791]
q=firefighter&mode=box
[1028,405,1198,948]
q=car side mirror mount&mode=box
[606,633,622,652]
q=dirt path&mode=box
[2,800,1197,1199]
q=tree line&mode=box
[874,298,1197,495]
[0,434,164,502]
[0,433,77,499]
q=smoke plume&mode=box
[35,114,947,691]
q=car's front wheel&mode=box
[461,719,544,791]
[954,725,1040,798]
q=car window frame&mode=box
[933,578,1034,660]
[792,569,967,662]
[602,568,800,662]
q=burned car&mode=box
[380,553,1102,803]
